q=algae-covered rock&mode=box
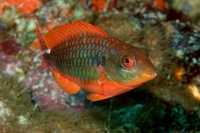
[0,73,105,132]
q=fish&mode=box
[36,21,157,101]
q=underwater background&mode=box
[0,0,200,132]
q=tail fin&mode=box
[35,23,48,51]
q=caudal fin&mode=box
[35,23,48,51]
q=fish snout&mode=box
[142,67,157,80]
[147,68,157,76]
[142,72,157,81]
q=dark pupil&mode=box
[125,58,129,63]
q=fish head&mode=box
[105,43,157,88]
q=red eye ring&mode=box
[122,55,135,68]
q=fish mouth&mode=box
[120,71,157,89]
[142,72,157,80]
[127,72,157,88]
[124,81,147,89]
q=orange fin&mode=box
[87,93,113,101]
[50,68,81,94]
[42,21,110,49]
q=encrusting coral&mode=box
[0,0,42,15]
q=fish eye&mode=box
[122,55,135,68]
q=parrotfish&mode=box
[36,21,157,101]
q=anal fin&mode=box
[51,68,81,94]
[87,93,113,101]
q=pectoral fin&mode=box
[87,93,113,101]
[50,68,81,94]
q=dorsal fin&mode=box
[35,23,47,51]
[42,21,110,49]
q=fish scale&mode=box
[45,34,113,83]
[36,21,157,101]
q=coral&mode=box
[90,0,106,11]
[18,0,41,15]
[153,0,166,10]
[88,0,118,12]
[0,0,42,15]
